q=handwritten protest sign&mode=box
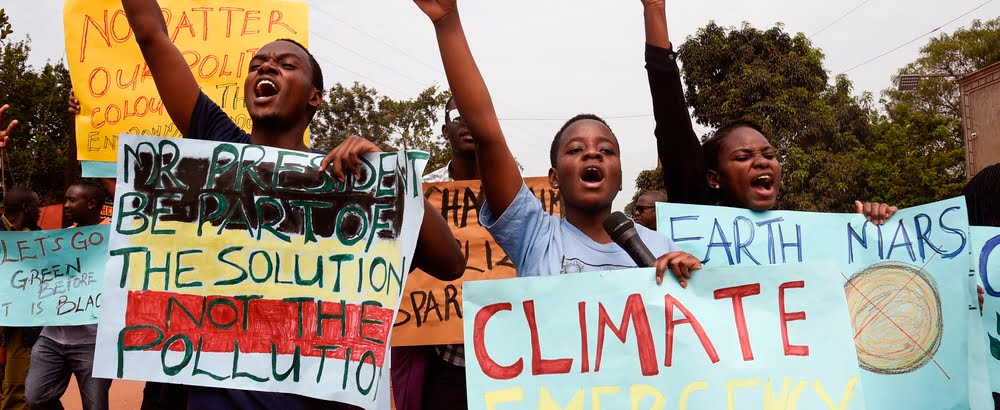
[659,198,983,409]
[0,225,108,326]
[93,135,426,408]
[392,178,560,346]
[975,226,1000,392]
[463,263,866,409]
[63,0,308,163]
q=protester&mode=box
[0,186,42,410]
[632,190,668,230]
[24,179,111,410]
[641,0,896,224]
[966,163,1000,228]
[121,0,464,407]
[392,96,477,410]
[414,0,702,291]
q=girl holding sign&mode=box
[412,0,703,287]
[641,0,897,223]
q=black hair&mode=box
[276,38,324,93]
[549,114,619,168]
[2,187,38,214]
[964,163,1000,227]
[702,119,767,171]
[70,179,107,205]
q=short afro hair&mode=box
[549,114,619,168]
[702,119,767,171]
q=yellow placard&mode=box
[391,177,561,346]
[64,0,309,162]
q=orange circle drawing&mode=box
[844,262,943,374]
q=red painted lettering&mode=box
[778,280,809,356]
[664,294,718,366]
[578,301,589,373]
[595,294,658,376]
[268,10,296,34]
[473,302,523,380]
[524,300,572,376]
[714,283,761,361]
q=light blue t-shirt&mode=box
[481,183,679,276]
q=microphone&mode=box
[603,211,656,267]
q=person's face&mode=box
[633,194,658,230]
[63,186,93,224]
[707,127,781,211]
[244,41,322,127]
[548,120,622,212]
[442,100,474,155]
[24,193,40,227]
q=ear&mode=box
[308,89,323,111]
[441,125,448,139]
[706,170,720,190]
[548,167,559,189]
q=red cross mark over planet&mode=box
[843,259,946,378]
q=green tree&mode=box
[0,35,73,204]
[625,167,664,216]
[0,9,12,41]
[863,18,1000,207]
[675,22,876,211]
[312,83,452,172]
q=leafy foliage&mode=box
[0,35,73,204]
[312,82,452,172]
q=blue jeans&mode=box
[24,337,111,410]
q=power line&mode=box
[836,0,995,75]
[310,30,434,90]
[312,54,409,97]
[809,0,874,38]
[312,5,445,77]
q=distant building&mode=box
[959,61,1000,179]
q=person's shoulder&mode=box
[635,223,676,254]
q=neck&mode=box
[564,206,613,244]
[249,122,310,151]
[449,153,479,181]
[76,214,103,227]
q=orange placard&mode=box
[391,177,560,346]
[63,0,309,163]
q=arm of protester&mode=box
[654,251,702,288]
[415,0,523,216]
[121,0,200,136]
[0,104,19,150]
[642,0,669,48]
[642,1,709,206]
[854,200,898,226]
[319,136,465,281]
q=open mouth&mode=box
[254,78,280,100]
[750,174,775,194]
[581,166,604,185]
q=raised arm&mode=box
[121,0,200,136]
[414,0,523,216]
[642,1,710,205]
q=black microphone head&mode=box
[603,211,634,240]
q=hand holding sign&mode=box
[318,135,382,181]
[854,200,898,225]
[0,104,19,150]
